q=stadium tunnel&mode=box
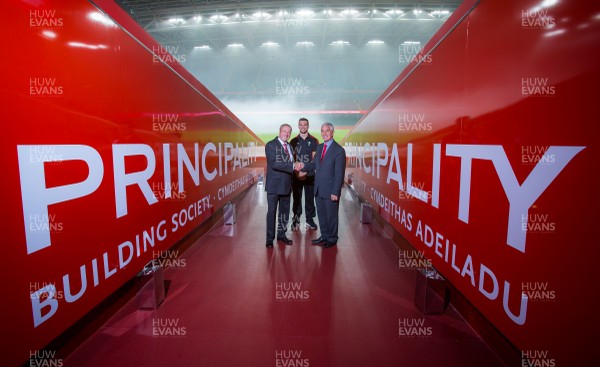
[3,0,599,366]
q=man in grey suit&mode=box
[302,122,346,248]
[265,123,303,247]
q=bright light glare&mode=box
[41,30,57,39]
[68,41,108,50]
[341,9,359,16]
[253,12,271,18]
[210,15,228,21]
[530,0,559,13]
[542,0,559,7]
[297,9,314,17]
[544,29,566,37]
[88,12,116,27]
[386,10,404,15]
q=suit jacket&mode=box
[265,137,295,195]
[305,140,346,199]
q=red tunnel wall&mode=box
[1,1,262,365]
[342,0,600,364]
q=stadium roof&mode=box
[115,1,461,135]
[116,0,461,50]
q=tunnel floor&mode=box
[64,184,505,367]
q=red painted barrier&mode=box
[342,0,600,364]
[1,1,262,365]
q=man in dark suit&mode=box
[265,123,303,248]
[302,122,346,249]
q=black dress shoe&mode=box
[311,236,325,244]
[266,241,273,248]
[322,241,337,249]
[306,221,318,230]
[277,237,293,244]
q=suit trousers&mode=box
[292,180,316,220]
[315,196,340,243]
[266,192,291,241]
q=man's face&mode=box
[321,125,333,142]
[279,125,292,142]
[298,119,309,134]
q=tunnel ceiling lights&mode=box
[296,9,314,17]
[159,7,453,27]
[199,39,387,48]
